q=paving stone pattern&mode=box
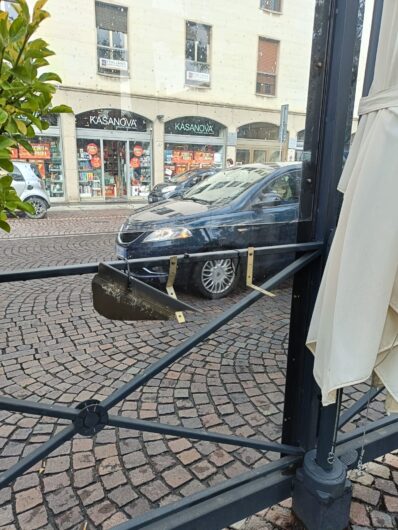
[0,210,396,529]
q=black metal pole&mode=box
[101,251,319,411]
[0,425,76,489]
[108,415,304,456]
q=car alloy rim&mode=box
[29,198,45,217]
[201,259,236,294]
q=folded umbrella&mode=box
[306,0,398,412]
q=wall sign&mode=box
[76,109,148,132]
[165,116,223,137]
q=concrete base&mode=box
[292,450,352,530]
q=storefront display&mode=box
[164,116,226,178]
[11,136,64,199]
[129,142,151,197]
[77,139,103,198]
[76,109,152,200]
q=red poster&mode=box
[130,157,140,169]
[90,155,101,168]
[194,151,214,164]
[86,143,98,155]
[172,150,193,164]
[133,145,143,157]
[18,143,51,160]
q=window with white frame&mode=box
[260,0,282,13]
[185,21,211,88]
[95,1,128,77]
[256,38,279,96]
[0,0,18,20]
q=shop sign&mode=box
[133,145,143,157]
[17,143,51,160]
[186,70,210,83]
[165,117,223,137]
[76,109,148,132]
[99,57,128,71]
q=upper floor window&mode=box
[0,0,18,20]
[185,21,211,88]
[256,38,279,96]
[260,0,282,13]
[95,1,128,77]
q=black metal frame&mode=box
[0,1,395,529]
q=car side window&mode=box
[11,167,24,182]
[263,171,301,202]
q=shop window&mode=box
[77,139,103,199]
[11,136,64,199]
[1,0,18,20]
[129,143,151,197]
[164,143,223,178]
[95,1,128,77]
[256,38,279,96]
[260,0,282,13]
[185,21,211,88]
[237,122,279,141]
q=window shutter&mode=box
[257,38,279,73]
[95,1,127,33]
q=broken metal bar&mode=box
[108,415,304,456]
[0,242,322,283]
[338,387,384,429]
[0,425,76,489]
[101,250,321,411]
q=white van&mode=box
[11,161,51,219]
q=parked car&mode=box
[148,167,220,203]
[10,161,51,219]
[116,163,302,298]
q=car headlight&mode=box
[143,227,193,243]
[162,186,177,193]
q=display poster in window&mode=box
[133,145,143,157]
[17,143,51,160]
[172,150,193,164]
[194,151,214,164]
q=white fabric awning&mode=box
[306,0,398,412]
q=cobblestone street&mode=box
[0,208,397,530]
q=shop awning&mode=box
[306,0,398,412]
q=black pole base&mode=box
[292,450,352,530]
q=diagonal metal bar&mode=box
[0,424,76,489]
[0,396,78,421]
[336,414,398,446]
[108,415,304,456]
[101,250,321,411]
[112,456,300,530]
[0,242,322,283]
[338,387,384,429]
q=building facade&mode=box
[13,0,367,203]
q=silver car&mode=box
[11,161,51,219]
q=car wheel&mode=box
[24,197,48,219]
[194,258,240,299]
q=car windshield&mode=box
[29,164,42,180]
[183,165,278,205]
[169,170,196,184]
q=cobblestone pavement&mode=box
[0,210,397,530]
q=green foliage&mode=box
[0,0,72,230]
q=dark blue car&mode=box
[117,163,302,298]
[148,167,220,203]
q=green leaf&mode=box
[0,175,13,187]
[49,104,72,114]
[0,109,8,125]
[0,159,13,172]
[38,72,62,83]
[9,16,26,43]
[0,219,10,233]
[0,137,15,150]
[16,138,33,152]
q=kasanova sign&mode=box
[165,117,223,137]
[76,109,148,132]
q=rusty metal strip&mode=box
[166,256,185,323]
